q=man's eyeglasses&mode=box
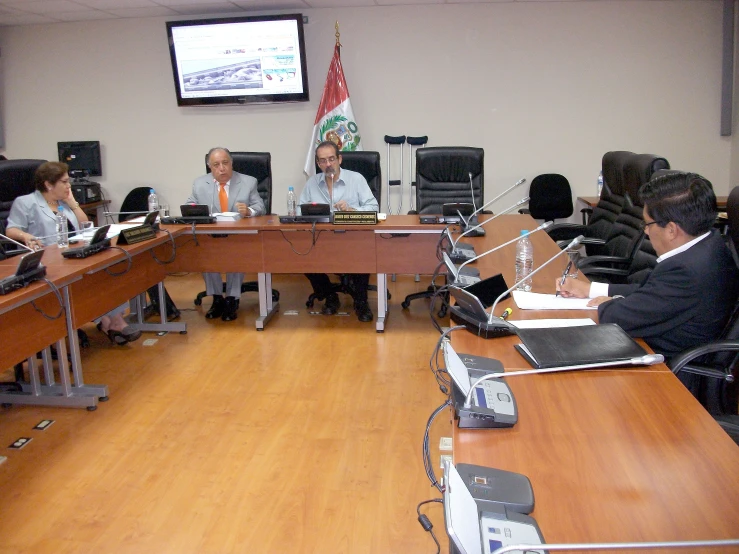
[317,156,337,166]
[641,220,663,230]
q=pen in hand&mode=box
[556,261,573,297]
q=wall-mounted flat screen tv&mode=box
[166,13,309,107]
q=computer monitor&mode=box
[58,141,102,178]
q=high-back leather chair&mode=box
[205,151,273,213]
[0,159,46,258]
[548,151,669,259]
[413,147,484,214]
[336,151,381,205]
[313,150,382,206]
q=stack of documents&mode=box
[215,212,242,222]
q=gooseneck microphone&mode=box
[486,235,583,323]
[0,232,35,252]
[457,177,527,231]
[456,221,552,274]
[468,171,477,214]
[326,167,336,210]
[462,354,665,408]
[452,197,534,250]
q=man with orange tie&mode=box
[187,147,265,321]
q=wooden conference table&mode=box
[0,231,185,409]
[159,214,444,332]
[448,216,739,552]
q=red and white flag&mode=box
[304,44,362,176]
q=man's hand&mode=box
[555,276,590,298]
[587,296,612,307]
[334,200,352,211]
[235,202,248,216]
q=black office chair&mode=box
[519,173,573,223]
[118,187,152,223]
[403,147,484,316]
[305,151,385,309]
[118,187,181,320]
[0,158,47,258]
[193,151,279,306]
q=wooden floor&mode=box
[0,273,452,554]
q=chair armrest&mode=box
[546,223,586,243]
[577,255,631,269]
[580,207,593,225]
[519,208,530,215]
[579,266,630,281]
[408,210,418,215]
[669,340,739,380]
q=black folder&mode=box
[514,324,648,369]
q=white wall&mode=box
[0,1,731,215]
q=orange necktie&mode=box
[218,183,228,212]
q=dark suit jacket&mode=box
[599,230,739,359]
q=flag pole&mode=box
[335,21,341,55]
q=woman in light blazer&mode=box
[6,162,141,345]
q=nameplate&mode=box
[117,224,157,245]
[332,211,378,225]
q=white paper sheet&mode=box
[512,291,597,310]
[509,318,596,329]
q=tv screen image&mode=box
[58,141,102,177]
[166,13,309,107]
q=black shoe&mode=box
[206,295,225,319]
[321,293,340,315]
[355,301,373,322]
[222,296,239,322]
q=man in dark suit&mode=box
[557,172,739,360]
[187,147,265,321]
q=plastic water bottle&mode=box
[286,186,297,216]
[147,188,159,213]
[597,171,604,197]
[515,230,534,292]
[56,205,69,248]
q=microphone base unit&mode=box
[451,372,518,429]
[0,266,47,295]
[449,305,517,339]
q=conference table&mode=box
[159,215,444,331]
[448,215,739,552]
[0,231,186,409]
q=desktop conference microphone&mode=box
[456,221,552,274]
[487,235,583,323]
[463,354,665,408]
[469,172,477,214]
[457,177,527,234]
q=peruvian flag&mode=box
[303,44,362,176]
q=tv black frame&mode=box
[166,13,310,107]
[57,140,102,177]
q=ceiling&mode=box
[0,0,585,27]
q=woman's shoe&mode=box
[97,323,129,346]
[120,326,142,343]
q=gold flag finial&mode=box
[335,21,341,48]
